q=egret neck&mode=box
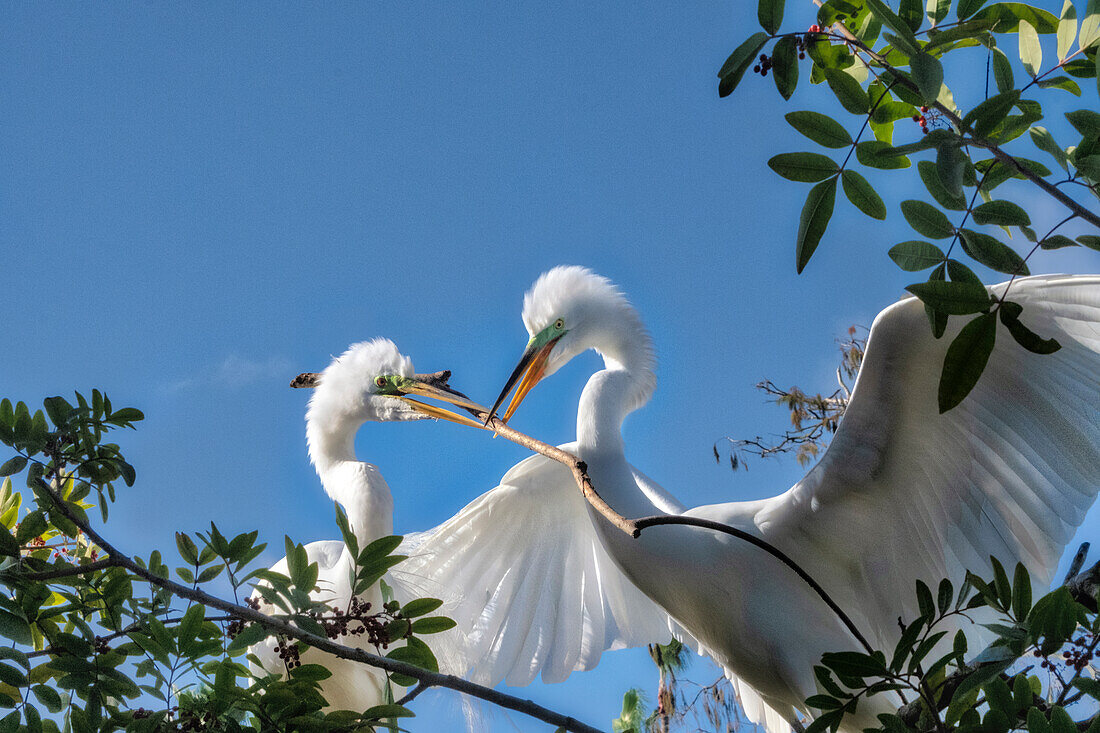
[305,395,394,545]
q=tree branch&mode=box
[811,15,1100,231]
[33,480,605,733]
[13,556,120,581]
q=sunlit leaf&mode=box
[1058,0,1078,60]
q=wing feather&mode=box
[390,443,678,686]
[756,275,1100,643]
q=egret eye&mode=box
[554,318,565,331]
[375,376,386,388]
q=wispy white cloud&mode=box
[161,354,295,394]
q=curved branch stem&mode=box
[479,414,875,655]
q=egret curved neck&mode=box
[576,326,655,454]
[306,411,394,544]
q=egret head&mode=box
[301,339,484,428]
[489,266,652,422]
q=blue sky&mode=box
[4,2,1099,730]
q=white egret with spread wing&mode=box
[251,338,677,712]
[487,266,1100,733]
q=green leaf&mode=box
[1082,0,1100,49]
[758,0,785,34]
[795,177,837,274]
[1075,154,1100,181]
[771,36,799,100]
[840,170,886,219]
[718,33,769,97]
[1040,234,1078,249]
[821,651,887,678]
[906,280,992,315]
[824,69,869,114]
[401,598,444,618]
[992,47,1015,92]
[857,140,912,169]
[0,526,18,559]
[1029,126,1069,170]
[917,160,966,210]
[1036,75,1081,95]
[30,686,62,714]
[1078,234,1100,251]
[785,112,852,148]
[175,533,199,565]
[1018,20,1042,75]
[962,90,1020,138]
[1058,0,1078,60]
[864,0,921,55]
[412,616,458,634]
[225,621,270,655]
[958,229,1029,274]
[927,0,951,23]
[0,611,32,645]
[999,302,1061,353]
[901,200,955,238]
[972,3,1059,33]
[899,0,923,30]
[889,240,945,270]
[957,0,990,19]
[936,142,965,200]
[971,200,1031,226]
[1012,562,1032,619]
[884,128,956,156]
[911,52,944,102]
[177,604,205,654]
[947,258,983,285]
[768,152,839,182]
[1066,109,1100,137]
[363,704,416,720]
[939,312,997,412]
[0,458,26,478]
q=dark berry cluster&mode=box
[313,596,412,649]
[1034,635,1097,673]
[226,618,245,639]
[273,636,302,669]
[93,635,109,654]
[752,53,772,77]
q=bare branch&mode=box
[33,480,606,733]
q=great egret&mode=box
[251,338,676,713]
[488,266,1100,733]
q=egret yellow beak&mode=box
[393,377,489,430]
[488,336,560,424]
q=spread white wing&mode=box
[752,274,1100,643]
[392,442,684,686]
